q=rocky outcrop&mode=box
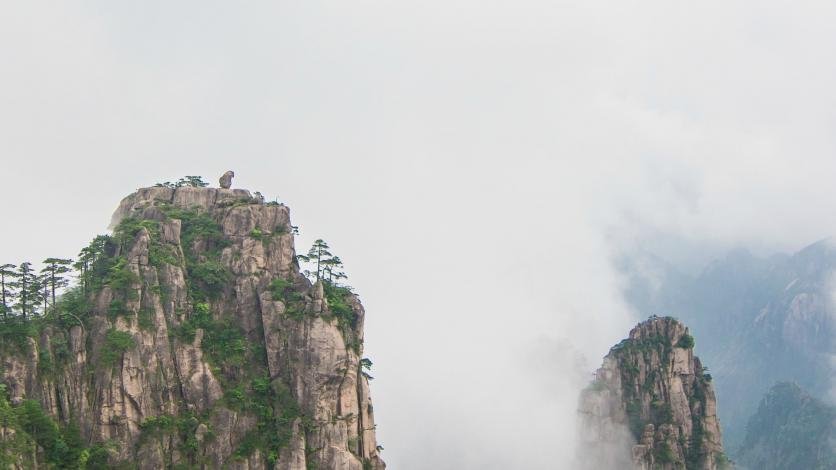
[620,241,836,451]
[0,185,385,469]
[579,317,728,470]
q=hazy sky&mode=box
[3,1,836,468]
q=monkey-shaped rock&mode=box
[219,170,235,189]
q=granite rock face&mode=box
[578,317,727,470]
[1,186,385,469]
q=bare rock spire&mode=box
[219,170,235,189]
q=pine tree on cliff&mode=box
[74,235,110,295]
[41,258,73,307]
[299,239,333,281]
[35,273,50,312]
[13,262,38,318]
[322,256,347,285]
[0,264,15,318]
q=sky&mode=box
[3,1,836,468]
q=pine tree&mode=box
[176,176,209,188]
[0,264,15,318]
[36,273,50,314]
[298,239,333,281]
[322,256,347,285]
[74,235,110,295]
[13,262,38,319]
[41,258,73,307]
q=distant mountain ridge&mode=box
[737,382,835,470]
[621,238,836,453]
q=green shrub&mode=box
[189,260,229,300]
[38,348,55,376]
[270,278,292,301]
[14,400,85,468]
[137,308,155,331]
[232,378,304,462]
[677,334,695,349]
[0,317,38,354]
[174,303,247,367]
[100,329,135,367]
[324,283,355,327]
[655,442,676,463]
[105,259,139,297]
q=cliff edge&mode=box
[578,316,727,470]
[0,185,385,469]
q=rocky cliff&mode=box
[0,185,385,469]
[578,317,728,470]
[620,241,836,450]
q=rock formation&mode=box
[620,241,836,451]
[0,185,385,469]
[578,316,728,470]
[219,170,235,189]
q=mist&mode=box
[3,1,836,468]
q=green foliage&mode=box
[323,282,361,352]
[270,278,292,301]
[115,217,179,268]
[654,442,676,464]
[189,260,229,299]
[14,399,86,468]
[626,400,644,440]
[714,453,732,469]
[0,317,38,354]
[677,333,695,349]
[0,384,34,466]
[137,308,155,331]
[100,329,135,367]
[177,176,209,187]
[738,382,836,470]
[13,262,39,318]
[38,347,55,376]
[158,204,230,302]
[250,228,264,240]
[299,239,345,283]
[53,286,90,327]
[324,282,356,328]
[139,411,205,462]
[269,277,306,320]
[155,176,209,188]
[105,258,139,297]
[174,302,247,367]
[41,258,73,309]
[76,235,117,294]
[232,377,306,465]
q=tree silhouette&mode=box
[0,264,15,318]
[298,239,333,281]
[74,235,110,295]
[13,262,37,318]
[176,176,209,188]
[42,258,73,308]
[322,256,347,285]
